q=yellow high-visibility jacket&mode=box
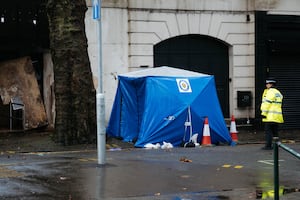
[260,88,284,123]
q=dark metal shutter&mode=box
[256,12,300,129]
[269,45,300,129]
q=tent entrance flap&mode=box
[183,106,192,142]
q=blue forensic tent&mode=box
[106,66,233,147]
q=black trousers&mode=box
[264,122,279,148]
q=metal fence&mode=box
[273,137,300,200]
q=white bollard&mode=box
[97,93,106,165]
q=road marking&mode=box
[7,143,120,156]
[78,158,89,162]
[258,159,284,166]
[78,158,98,162]
[106,144,121,149]
[0,166,24,178]
[222,164,243,169]
[234,165,243,169]
[180,175,191,179]
[6,151,16,154]
[0,162,26,167]
[23,149,96,155]
[222,164,231,168]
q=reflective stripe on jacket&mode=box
[260,88,284,123]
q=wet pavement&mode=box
[0,140,299,200]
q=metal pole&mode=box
[10,102,12,130]
[278,142,300,159]
[23,106,25,130]
[273,137,279,200]
[94,0,106,165]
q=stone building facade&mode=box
[83,0,300,127]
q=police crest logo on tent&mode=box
[176,79,192,93]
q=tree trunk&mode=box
[46,0,96,145]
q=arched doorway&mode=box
[154,34,230,117]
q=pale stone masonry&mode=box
[83,0,300,121]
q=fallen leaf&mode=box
[180,157,192,162]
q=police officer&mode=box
[260,78,284,150]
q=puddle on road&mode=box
[173,196,229,200]
[256,186,299,199]
[170,186,300,200]
[167,190,232,200]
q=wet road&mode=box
[0,144,299,200]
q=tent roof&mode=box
[119,66,211,78]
